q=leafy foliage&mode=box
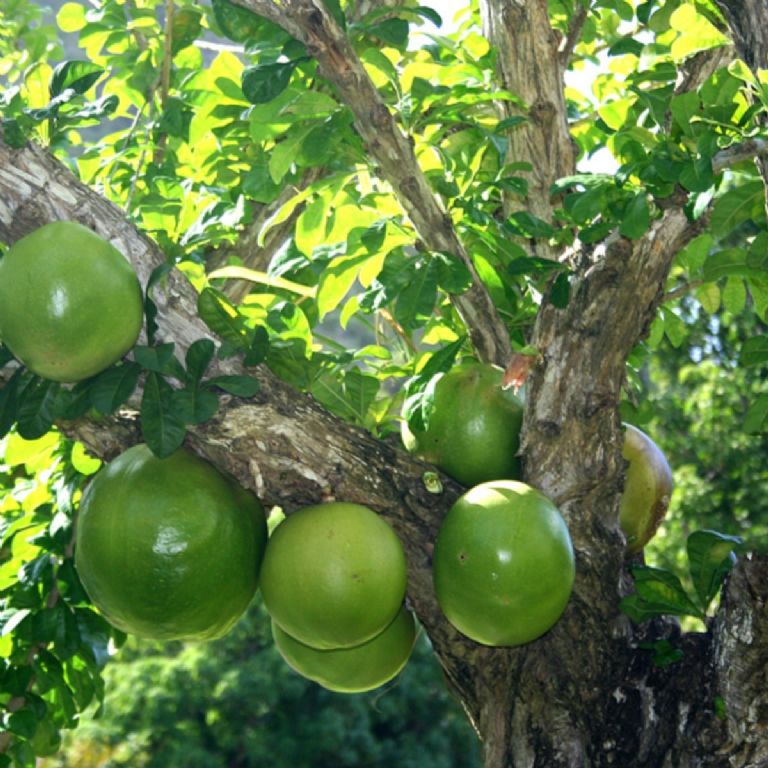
[1,0,768,762]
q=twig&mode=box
[559,2,588,68]
[153,0,175,165]
[712,138,768,174]
[664,279,705,303]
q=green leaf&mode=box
[367,18,409,47]
[172,387,219,425]
[550,272,571,309]
[696,283,721,313]
[620,566,705,623]
[198,288,249,349]
[687,530,742,612]
[244,327,270,367]
[133,343,185,378]
[506,211,555,238]
[395,259,438,329]
[89,362,142,415]
[242,61,301,105]
[49,60,103,98]
[171,7,202,54]
[619,193,651,239]
[747,232,768,272]
[144,263,173,345]
[140,372,186,458]
[343,369,379,421]
[701,248,752,281]
[434,252,472,294]
[740,335,768,367]
[57,2,87,32]
[663,309,687,348]
[185,339,216,385]
[420,337,466,378]
[722,277,746,314]
[710,181,765,237]
[17,378,60,440]
[669,91,700,136]
[206,375,260,397]
[0,368,24,438]
[744,394,768,433]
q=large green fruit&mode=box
[75,444,267,641]
[0,220,143,382]
[401,362,523,487]
[272,605,417,693]
[620,424,674,553]
[433,480,575,647]
[260,502,407,649]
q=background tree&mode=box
[1,1,768,767]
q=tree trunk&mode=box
[1,2,767,765]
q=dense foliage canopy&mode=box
[1,0,767,766]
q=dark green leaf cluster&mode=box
[620,530,742,625]
[38,602,480,768]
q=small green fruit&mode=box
[402,362,523,487]
[0,220,143,382]
[272,606,417,693]
[620,424,673,553]
[433,480,575,647]
[260,502,407,649]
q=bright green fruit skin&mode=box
[272,605,417,693]
[433,480,575,647]
[620,424,674,553]
[75,444,267,642]
[401,362,523,487]
[0,220,143,382]
[260,502,407,650]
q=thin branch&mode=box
[664,279,705,303]
[234,0,512,367]
[559,2,588,68]
[712,138,768,174]
[153,0,175,165]
[208,167,325,304]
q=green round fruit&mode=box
[620,424,674,553]
[433,480,575,647]
[401,362,523,487]
[75,444,267,641]
[272,605,417,693]
[0,220,143,382]
[260,502,407,649]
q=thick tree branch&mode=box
[232,0,512,367]
[480,0,575,261]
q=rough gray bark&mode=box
[2,2,768,767]
[480,0,575,260]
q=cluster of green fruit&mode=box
[3,220,673,687]
[75,445,416,693]
[401,362,673,647]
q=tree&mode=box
[1,1,768,766]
